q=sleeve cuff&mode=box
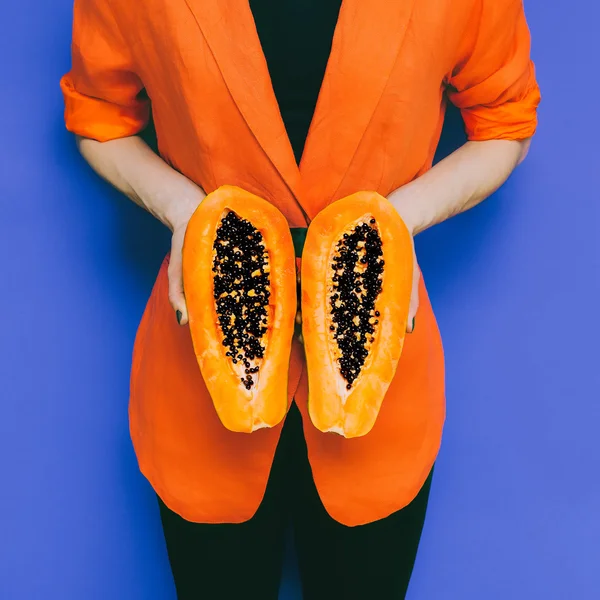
[60,75,149,143]
[460,69,541,142]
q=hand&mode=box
[166,188,206,326]
[388,192,420,334]
[404,234,419,334]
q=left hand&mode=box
[389,195,420,334]
[403,232,420,334]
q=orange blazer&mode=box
[61,0,540,526]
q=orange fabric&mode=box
[61,0,540,526]
[61,0,149,141]
[445,0,541,141]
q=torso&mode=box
[125,0,450,526]
[248,0,343,163]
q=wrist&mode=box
[388,185,425,236]
[164,196,201,231]
[161,180,206,232]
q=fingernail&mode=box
[411,317,416,332]
[176,310,182,325]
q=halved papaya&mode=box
[301,191,413,438]
[182,185,297,433]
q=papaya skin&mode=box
[182,185,297,433]
[301,191,413,438]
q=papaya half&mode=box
[182,185,297,433]
[301,191,414,438]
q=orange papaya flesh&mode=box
[182,185,297,433]
[301,191,413,438]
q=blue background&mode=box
[1,1,599,598]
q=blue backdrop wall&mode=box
[1,2,599,598]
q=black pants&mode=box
[157,404,434,600]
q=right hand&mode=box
[167,189,206,326]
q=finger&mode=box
[168,255,188,325]
[406,265,420,334]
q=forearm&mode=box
[390,138,531,235]
[76,135,204,231]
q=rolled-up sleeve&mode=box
[446,0,541,141]
[60,0,149,142]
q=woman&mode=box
[61,0,540,598]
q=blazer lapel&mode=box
[299,0,417,219]
[183,0,301,202]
